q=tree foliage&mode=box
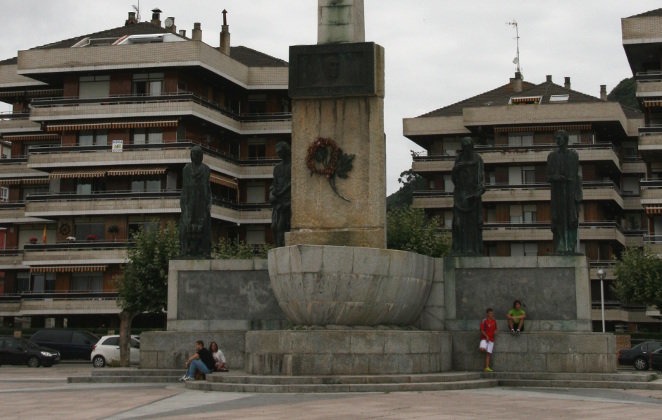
[613,247,662,310]
[387,206,450,257]
[608,77,638,110]
[212,238,272,259]
[116,222,179,366]
[387,170,427,211]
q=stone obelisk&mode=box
[286,0,386,248]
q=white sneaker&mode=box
[178,375,190,382]
[183,376,193,382]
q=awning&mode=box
[210,173,238,189]
[0,178,49,185]
[510,96,542,104]
[107,167,167,176]
[50,170,106,179]
[494,124,592,134]
[645,205,662,215]
[45,120,178,132]
[643,100,662,108]
[1,134,59,142]
[30,265,107,273]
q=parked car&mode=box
[29,329,98,360]
[91,335,140,367]
[0,335,60,367]
[618,340,662,370]
[651,347,662,371]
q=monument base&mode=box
[286,228,385,249]
[245,329,452,375]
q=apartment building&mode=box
[402,70,662,332]
[622,8,662,320]
[0,9,291,330]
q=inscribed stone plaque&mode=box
[289,42,378,98]
[455,268,577,321]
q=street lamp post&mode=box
[597,268,606,333]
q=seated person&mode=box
[180,340,215,382]
[506,299,526,335]
[209,341,228,372]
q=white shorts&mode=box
[479,339,494,354]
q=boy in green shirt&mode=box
[507,299,526,335]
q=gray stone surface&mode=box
[317,0,365,44]
[269,245,434,326]
[441,256,591,332]
[140,330,246,369]
[245,330,452,375]
[168,259,288,332]
[451,331,616,373]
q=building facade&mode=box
[0,10,291,330]
[403,69,662,332]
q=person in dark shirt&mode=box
[180,340,215,381]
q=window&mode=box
[71,273,103,292]
[521,166,536,184]
[79,75,110,99]
[133,73,164,96]
[510,205,522,224]
[78,130,107,147]
[76,183,92,195]
[549,94,569,103]
[508,133,533,147]
[75,223,105,240]
[102,336,119,346]
[131,179,161,193]
[247,143,266,160]
[245,226,266,245]
[511,243,538,256]
[246,182,265,204]
[132,129,162,145]
[31,273,55,293]
[247,94,267,114]
[16,272,30,293]
[128,221,159,238]
[568,132,580,145]
[443,175,454,193]
[0,187,8,202]
[523,205,537,223]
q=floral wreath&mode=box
[305,137,355,202]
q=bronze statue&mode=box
[270,142,291,247]
[180,146,211,258]
[547,130,583,255]
[451,137,485,256]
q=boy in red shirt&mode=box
[480,307,497,372]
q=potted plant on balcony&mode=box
[86,234,98,241]
[108,225,120,242]
[28,236,37,244]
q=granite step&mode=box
[90,369,183,377]
[68,376,180,384]
[208,372,481,385]
[497,378,662,390]
[482,371,658,382]
[185,378,499,393]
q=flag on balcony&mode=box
[42,225,47,244]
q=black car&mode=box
[0,336,60,367]
[651,347,662,371]
[29,329,98,360]
[618,340,662,370]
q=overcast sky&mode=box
[0,1,659,194]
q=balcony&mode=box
[211,199,271,224]
[30,94,292,135]
[0,249,24,269]
[638,125,662,153]
[640,180,662,205]
[643,235,662,255]
[411,143,620,173]
[0,201,52,224]
[481,222,624,244]
[0,292,120,316]
[27,142,276,179]
[22,241,130,265]
[0,112,41,135]
[636,71,662,98]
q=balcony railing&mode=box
[211,198,271,211]
[482,221,623,232]
[644,235,662,244]
[30,93,292,123]
[0,291,118,302]
[639,124,662,136]
[411,143,616,161]
[25,190,181,202]
[0,248,24,256]
[23,241,133,251]
[0,112,30,120]
[413,180,621,197]
[26,141,280,167]
[636,70,662,82]
[0,201,26,209]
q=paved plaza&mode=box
[1,364,662,419]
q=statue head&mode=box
[190,146,203,165]
[554,130,569,149]
[460,137,474,156]
[275,141,291,161]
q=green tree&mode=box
[117,222,179,367]
[212,238,272,259]
[613,247,662,312]
[387,170,427,211]
[387,206,450,257]
[608,77,638,110]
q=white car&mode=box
[90,335,140,367]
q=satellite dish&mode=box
[164,17,174,28]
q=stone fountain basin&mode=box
[268,245,436,326]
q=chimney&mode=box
[179,29,187,37]
[192,22,202,41]
[564,77,571,90]
[509,71,523,93]
[151,8,162,27]
[600,85,608,101]
[125,11,137,26]
[219,9,231,55]
[546,75,552,83]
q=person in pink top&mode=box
[480,308,497,372]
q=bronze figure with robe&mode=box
[179,146,211,258]
[270,142,291,247]
[451,137,485,256]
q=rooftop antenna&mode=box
[506,20,521,74]
[132,0,141,21]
